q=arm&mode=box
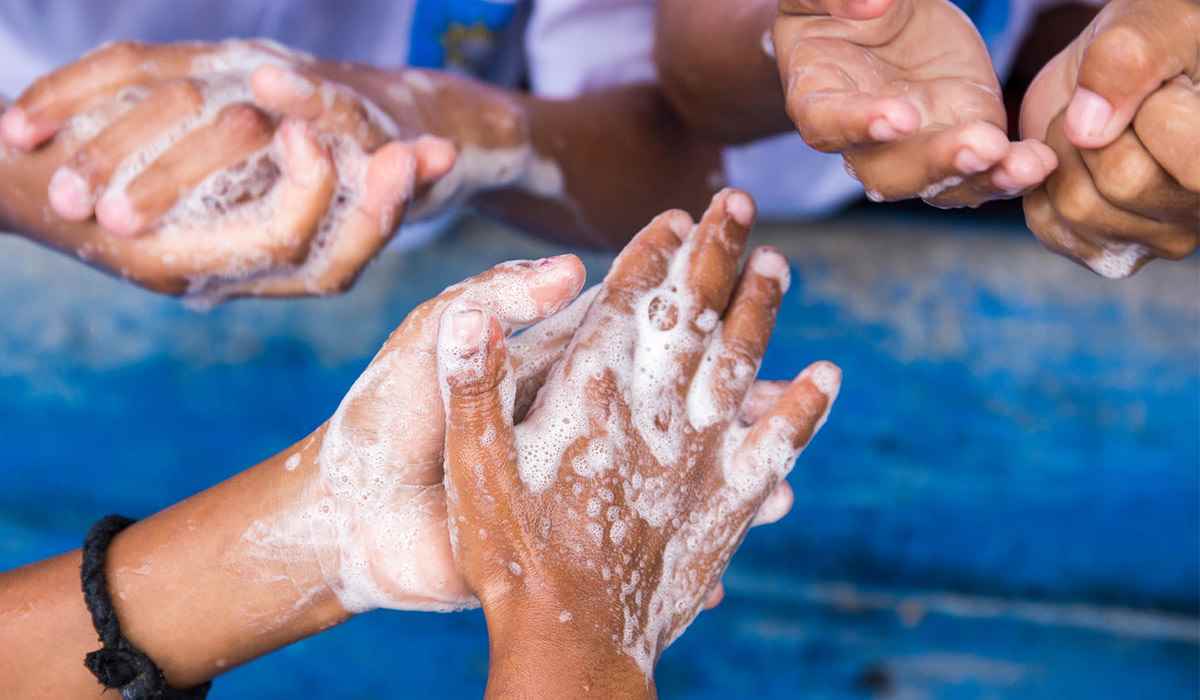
[434,190,840,697]
[0,254,592,696]
[0,441,349,694]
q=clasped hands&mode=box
[248,189,838,695]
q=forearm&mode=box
[351,66,720,249]
[0,431,351,695]
[656,0,792,144]
[475,85,724,249]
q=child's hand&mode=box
[435,190,838,690]
[262,249,795,613]
[1020,0,1199,278]
[774,0,1057,208]
[0,41,457,299]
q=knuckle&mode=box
[218,104,273,138]
[1087,25,1156,78]
[1093,154,1152,206]
[97,41,146,71]
[159,79,205,111]
[722,335,764,369]
[1052,177,1102,227]
[1158,231,1199,260]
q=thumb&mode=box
[1065,2,1200,149]
[437,305,520,506]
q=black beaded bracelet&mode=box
[81,514,212,700]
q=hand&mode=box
[1020,0,1199,277]
[435,189,840,694]
[0,40,458,299]
[251,251,800,614]
[774,0,1057,208]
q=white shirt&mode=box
[0,0,1039,225]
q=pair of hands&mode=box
[0,40,485,299]
[775,0,1199,277]
[272,190,835,690]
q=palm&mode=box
[776,0,1053,206]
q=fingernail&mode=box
[448,308,486,347]
[279,69,316,99]
[49,167,95,221]
[95,191,144,236]
[749,247,791,294]
[1066,88,1113,141]
[806,361,842,400]
[868,118,898,142]
[990,170,1023,195]
[0,107,32,146]
[724,191,755,227]
[954,148,990,174]
[531,255,585,312]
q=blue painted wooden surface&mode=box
[1,210,1196,697]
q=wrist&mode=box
[380,71,561,219]
[481,594,655,699]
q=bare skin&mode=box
[1020,0,1200,277]
[0,255,586,696]
[0,241,794,696]
[0,40,721,297]
[436,190,839,698]
[770,0,1058,208]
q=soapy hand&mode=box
[246,250,795,613]
[1019,0,1199,278]
[0,40,458,299]
[436,190,839,684]
[773,0,1057,208]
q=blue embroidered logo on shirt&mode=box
[409,0,520,74]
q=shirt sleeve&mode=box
[525,0,657,98]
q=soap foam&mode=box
[1087,243,1149,280]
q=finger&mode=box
[599,208,692,312]
[1079,127,1198,225]
[730,361,841,496]
[687,247,789,431]
[123,119,338,294]
[266,141,419,296]
[49,79,205,221]
[684,188,755,324]
[850,121,1010,203]
[702,581,725,610]
[925,138,1058,209]
[251,64,389,150]
[738,381,789,425]
[789,91,921,153]
[780,38,920,151]
[988,140,1058,199]
[1045,115,1193,265]
[510,285,602,422]
[413,135,458,183]
[0,42,206,150]
[1135,80,1200,194]
[438,307,522,504]
[751,481,795,527]
[96,103,274,236]
[1065,1,1200,148]
[1022,187,1106,266]
[779,0,895,19]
